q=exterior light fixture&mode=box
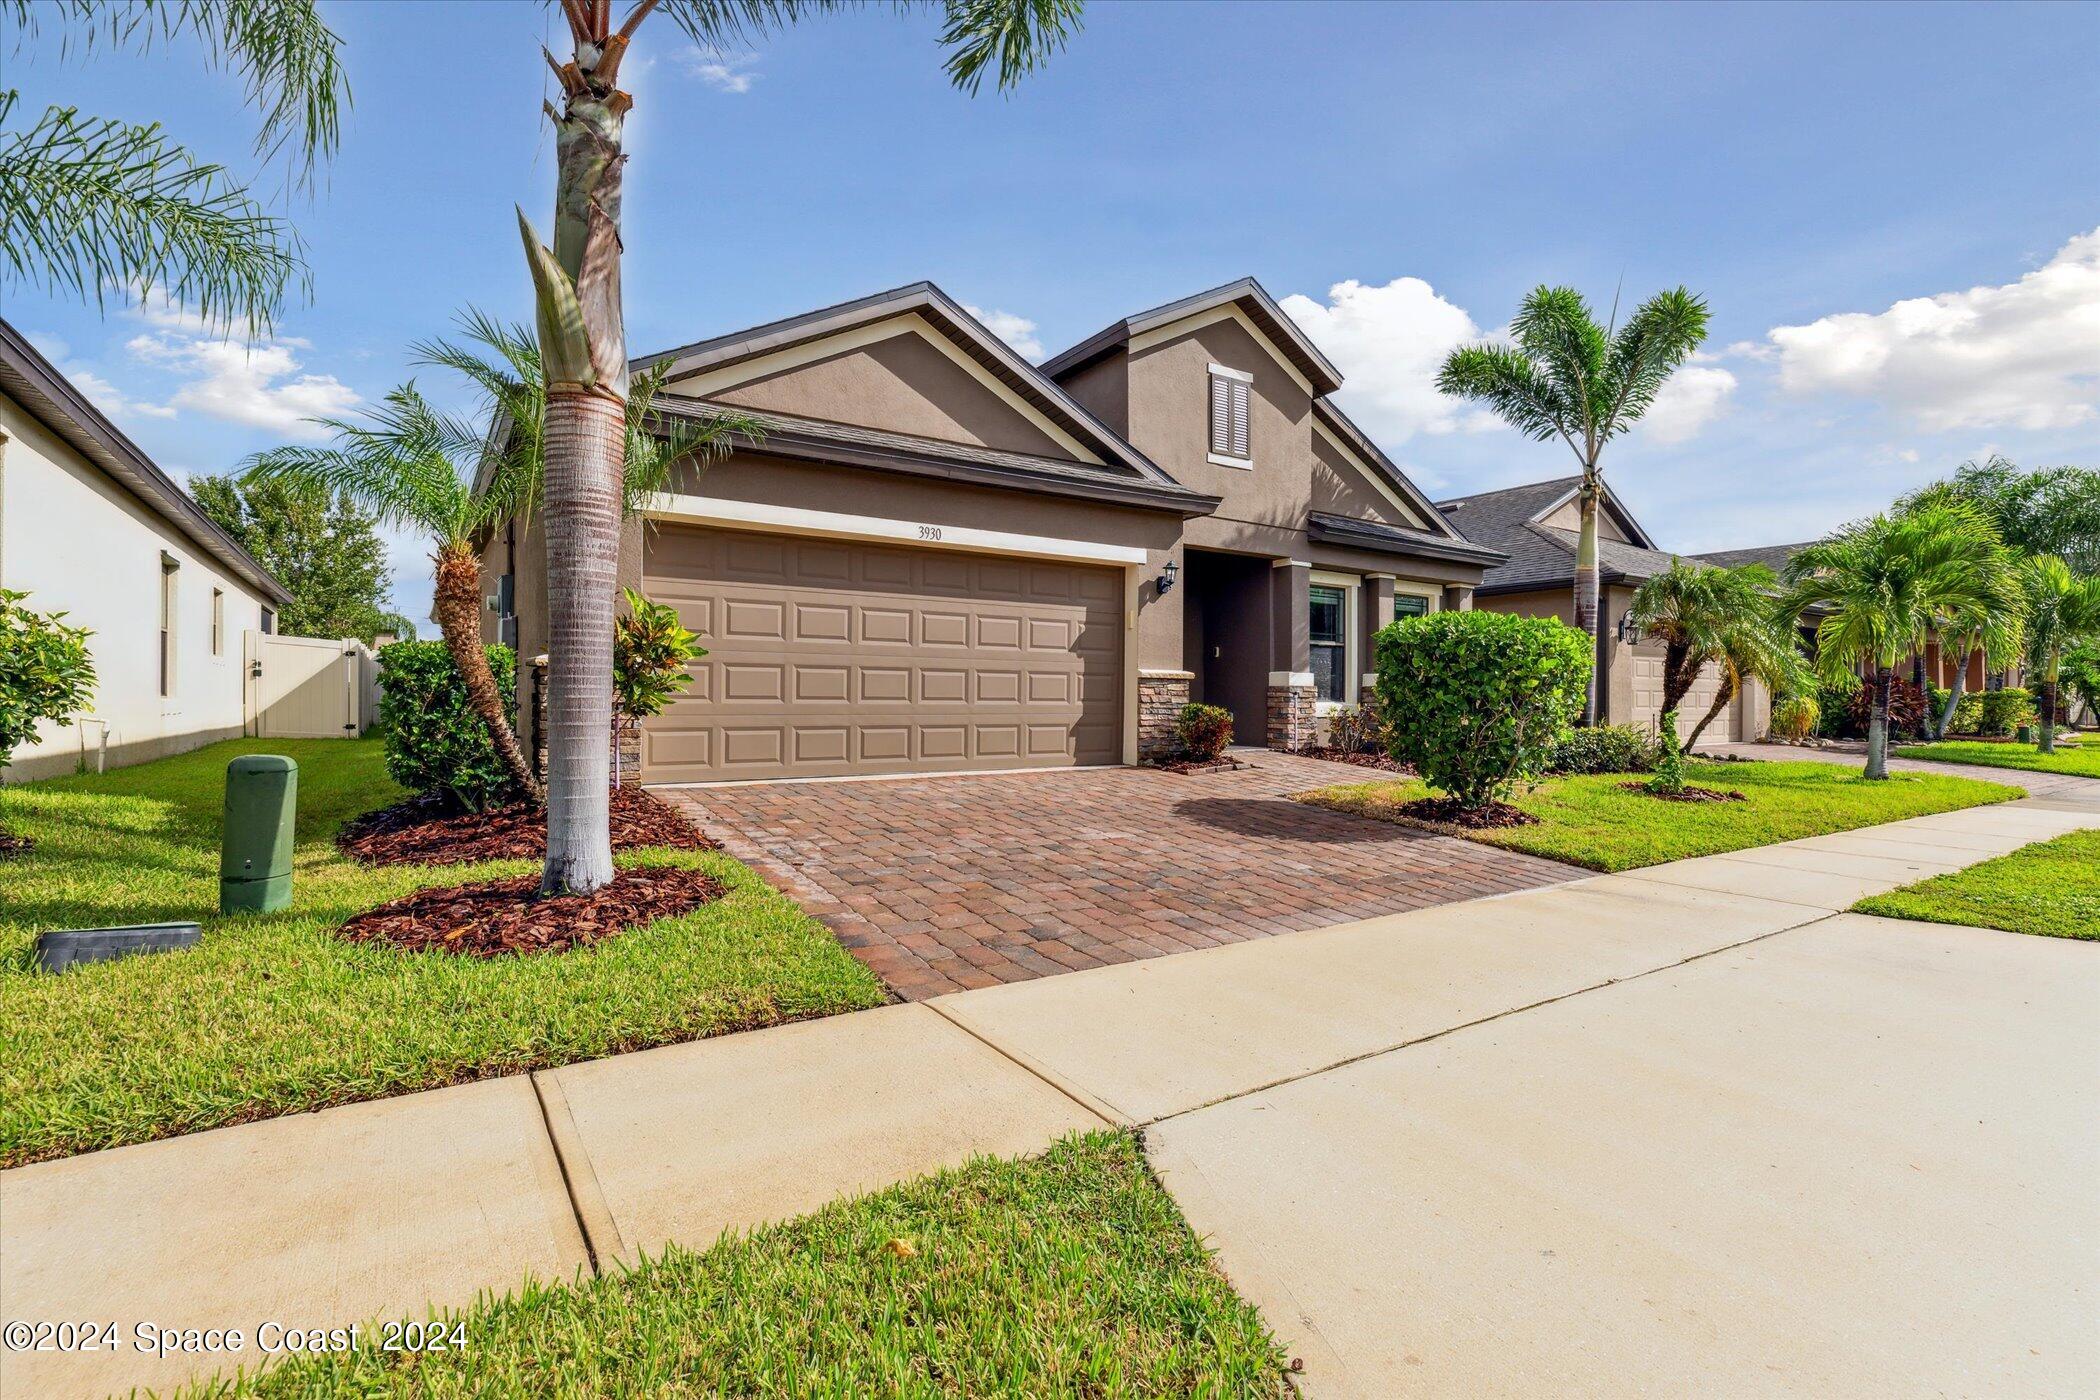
[1158,559,1179,595]
[1615,611,1639,644]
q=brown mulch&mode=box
[1300,746,1410,772]
[339,865,729,957]
[1620,781,1748,803]
[0,829,31,860]
[1149,755,1250,775]
[338,786,716,867]
[1388,797,1539,829]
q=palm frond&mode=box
[1599,286,1709,440]
[242,384,479,544]
[938,0,1084,94]
[1434,344,1571,446]
[0,94,302,330]
[1508,285,1609,429]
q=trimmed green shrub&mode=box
[1175,703,1233,762]
[1548,723,1659,774]
[1976,687,2036,737]
[1944,691,1986,735]
[0,588,96,777]
[1374,610,1591,808]
[376,640,519,812]
[1770,694,1819,742]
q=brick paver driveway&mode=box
[661,753,1578,1000]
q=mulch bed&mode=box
[338,786,716,867]
[1620,781,1747,803]
[1387,797,1539,829]
[339,865,729,957]
[1299,746,1410,772]
[0,829,31,860]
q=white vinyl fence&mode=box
[244,632,379,739]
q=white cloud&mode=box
[23,328,177,423]
[1762,225,2100,432]
[127,332,358,438]
[678,47,758,93]
[1640,363,1737,444]
[962,304,1045,361]
[1278,277,1504,444]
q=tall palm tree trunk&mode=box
[433,542,540,802]
[1932,644,1973,739]
[538,52,633,896]
[2036,669,2059,754]
[1574,469,1602,725]
[1864,664,1893,779]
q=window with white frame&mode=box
[1393,593,1430,622]
[1309,583,1348,704]
[1207,364,1251,466]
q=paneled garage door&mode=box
[641,526,1124,783]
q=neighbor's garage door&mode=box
[641,526,1123,782]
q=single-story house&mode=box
[0,317,292,780]
[1435,476,1772,744]
[486,277,1508,784]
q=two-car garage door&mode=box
[641,526,1124,783]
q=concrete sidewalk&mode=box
[4,797,2091,1398]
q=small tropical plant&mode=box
[612,588,700,786]
[2017,555,2100,753]
[1437,284,1710,723]
[1647,712,1688,796]
[0,591,95,830]
[1175,703,1233,763]
[1374,611,1591,809]
[1775,502,2015,779]
[1769,695,1819,743]
[1326,698,1396,755]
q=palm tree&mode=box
[0,0,348,332]
[2018,556,2100,754]
[1684,616,1810,752]
[1437,285,1710,724]
[245,386,544,801]
[1628,559,1783,719]
[1774,503,2014,779]
[519,0,1084,895]
[1922,545,2024,741]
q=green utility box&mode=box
[221,755,298,914]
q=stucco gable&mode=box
[1309,425,1435,531]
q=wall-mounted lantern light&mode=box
[1158,559,1180,595]
[1615,611,1639,645]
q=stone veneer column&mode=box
[1138,670,1193,761]
[1266,559,1315,751]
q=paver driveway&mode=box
[659,753,1576,999]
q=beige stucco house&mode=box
[487,278,1507,784]
[0,318,293,780]
[1435,477,1772,744]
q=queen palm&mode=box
[1628,559,1783,720]
[519,0,1084,895]
[1438,285,1710,724]
[1,0,347,332]
[1775,502,2013,779]
[2018,556,2100,754]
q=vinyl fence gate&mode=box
[245,632,379,739]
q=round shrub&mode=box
[1770,694,1818,742]
[1976,688,2035,737]
[1175,702,1233,762]
[1374,611,1591,808]
[376,640,520,812]
[1548,723,1659,774]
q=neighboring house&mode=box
[0,318,292,780]
[487,278,1505,784]
[1435,476,1772,744]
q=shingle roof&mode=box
[1039,277,1344,395]
[1694,542,1812,573]
[1433,477,1686,593]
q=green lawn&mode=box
[190,1132,1289,1398]
[1298,760,2020,872]
[1854,828,2100,940]
[0,739,884,1168]
[1893,738,2100,778]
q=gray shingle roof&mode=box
[1433,477,1687,593]
[1694,542,1812,573]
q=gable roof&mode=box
[1039,276,1344,396]
[0,317,291,606]
[1434,476,1685,594]
[1695,542,1812,574]
[635,281,1172,486]
[1309,397,1473,542]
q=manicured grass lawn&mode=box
[194,1132,1289,1398]
[1298,760,2020,872]
[1893,738,2100,778]
[1854,828,2100,940]
[0,739,883,1168]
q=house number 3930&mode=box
[918,525,943,541]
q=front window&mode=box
[1394,594,1429,622]
[1310,584,1347,703]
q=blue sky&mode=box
[10,0,2098,629]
